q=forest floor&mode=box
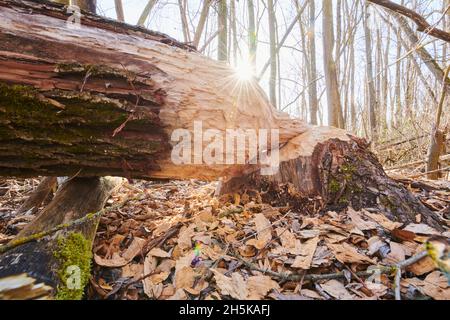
[0,174,449,300]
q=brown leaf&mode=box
[246,214,272,250]
[174,266,196,290]
[403,271,450,300]
[347,207,378,231]
[94,237,146,267]
[212,269,248,300]
[403,224,440,236]
[363,211,402,231]
[319,280,354,300]
[391,228,416,242]
[327,242,375,264]
[178,224,196,250]
[247,275,280,299]
[148,248,171,258]
[291,237,319,269]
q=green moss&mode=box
[340,163,356,181]
[55,62,131,80]
[329,178,341,193]
[53,232,92,300]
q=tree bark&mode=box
[219,127,444,231]
[363,3,378,140]
[0,177,121,299]
[217,0,228,61]
[267,0,277,108]
[307,0,318,125]
[322,0,344,128]
[0,0,304,181]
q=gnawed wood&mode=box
[0,0,304,181]
[220,127,444,231]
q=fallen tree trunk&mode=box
[0,177,121,299]
[0,0,444,230]
[0,0,303,181]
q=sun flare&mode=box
[233,59,255,82]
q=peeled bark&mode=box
[0,0,303,181]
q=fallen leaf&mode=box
[292,237,319,269]
[276,227,302,255]
[320,280,354,300]
[367,236,386,256]
[403,224,440,236]
[247,275,280,299]
[148,248,171,258]
[246,214,272,250]
[212,269,248,300]
[403,271,450,300]
[94,237,146,267]
[178,224,196,250]
[327,242,375,264]
[167,289,188,300]
[385,242,406,264]
[347,207,378,230]
[363,211,402,231]
[174,266,196,290]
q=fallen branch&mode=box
[230,250,430,284]
[366,0,450,43]
[407,166,450,179]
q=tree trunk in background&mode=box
[193,0,211,48]
[426,66,450,180]
[307,0,318,125]
[363,3,378,141]
[247,0,257,72]
[396,15,450,95]
[217,0,228,62]
[322,0,343,128]
[178,0,191,43]
[54,0,96,11]
[137,0,158,27]
[230,0,238,64]
[0,177,121,299]
[268,0,277,108]
[114,0,124,22]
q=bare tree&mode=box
[363,3,378,139]
[268,0,277,108]
[322,0,343,128]
[137,0,158,27]
[247,0,257,71]
[114,0,124,22]
[217,0,228,61]
[193,0,212,48]
[307,0,318,125]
